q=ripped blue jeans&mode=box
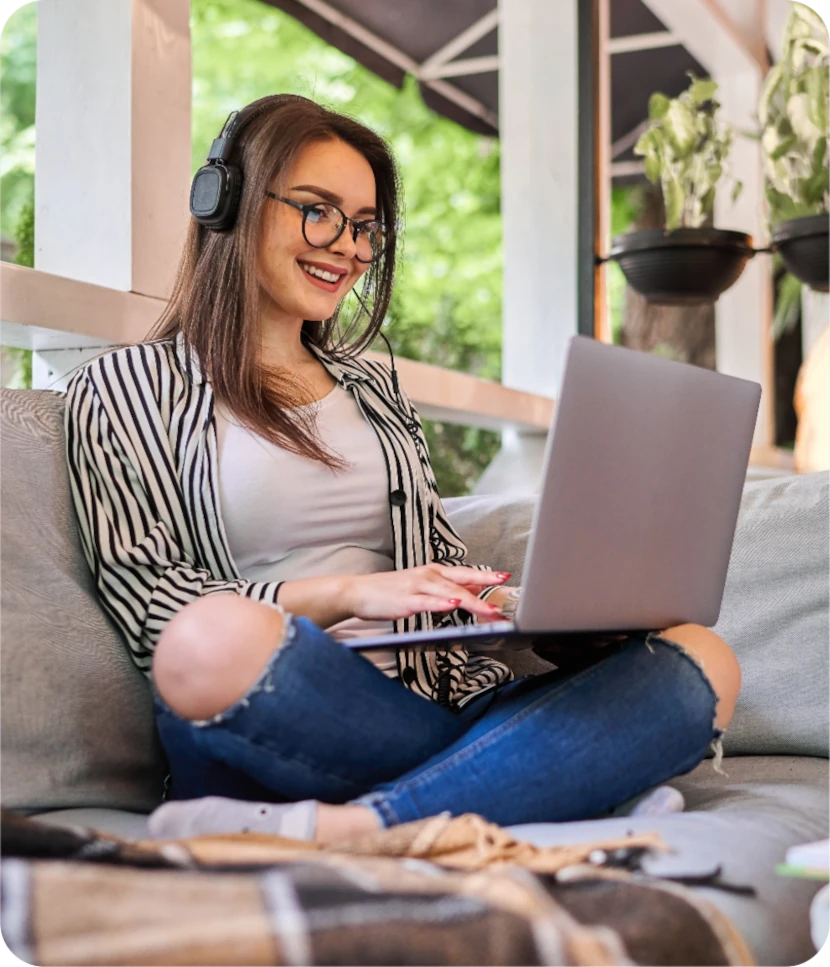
[153,616,722,828]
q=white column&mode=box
[641,0,772,449]
[476,0,578,494]
[498,0,579,401]
[33,0,191,388]
[36,0,130,289]
[714,70,773,449]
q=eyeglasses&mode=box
[264,192,388,264]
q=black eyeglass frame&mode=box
[264,191,388,264]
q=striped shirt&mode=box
[64,333,512,707]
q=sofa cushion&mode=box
[0,389,165,813]
[509,755,829,967]
[446,470,830,757]
[712,472,829,756]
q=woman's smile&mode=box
[297,258,350,294]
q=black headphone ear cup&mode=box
[219,166,243,231]
[189,163,243,231]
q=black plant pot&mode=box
[607,227,755,306]
[772,215,829,292]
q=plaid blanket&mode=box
[1,810,754,966]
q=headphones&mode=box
[190,94,306,232]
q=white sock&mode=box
[628,785,685,817]
[147,796,318,841]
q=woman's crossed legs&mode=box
[152,596,739,840]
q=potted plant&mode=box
[607,74,753,305]
[760,1,829,292]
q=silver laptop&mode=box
[348,336,762,653]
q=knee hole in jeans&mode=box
[153,595,289,722]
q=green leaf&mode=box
[813,135,828,171]
[731,180,743,203]
[13,193,34,268]
[663,176,685,230]
[688,78,718,106]
[801,166,830,204]
[648,92,671,120]
[801,39,829,56]
[633,129,656,157]
[772,272,803,341]
[643,152,661,184]
[788,92,822,148]
[758,64,784,126]
[664,100,698,157]
[804,65,829,134]
[770,133,798,160]
[766,185,808,222]
[762,126,782,157]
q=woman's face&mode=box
[258,138,376,325]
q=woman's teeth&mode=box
[300,263,341,284]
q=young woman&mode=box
[65,94,740,844]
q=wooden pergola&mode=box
[0,0,802,490]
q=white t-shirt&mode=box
[214,384,399,674]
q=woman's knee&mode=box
[153,595,288,721]
[658,623,741,731]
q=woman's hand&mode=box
[343,565,511,623]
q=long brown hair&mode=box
[146,94,401,471]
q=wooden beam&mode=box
[418,9,499,74]
[365,351,554,432]
[419,56,500,81]
[0,264,161,348]
[611,121,649,159]
[610,160,645,178]
[0,264,554,432]
[607,31,679,55]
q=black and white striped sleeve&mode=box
[64,370,283,671]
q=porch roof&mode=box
[260,0,707,172]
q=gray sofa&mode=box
[2,387,828,966]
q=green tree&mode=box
[1,4,36,389]
[0,2,36,241]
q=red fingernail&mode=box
[448,598,462,606]
[496,572,511,580]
